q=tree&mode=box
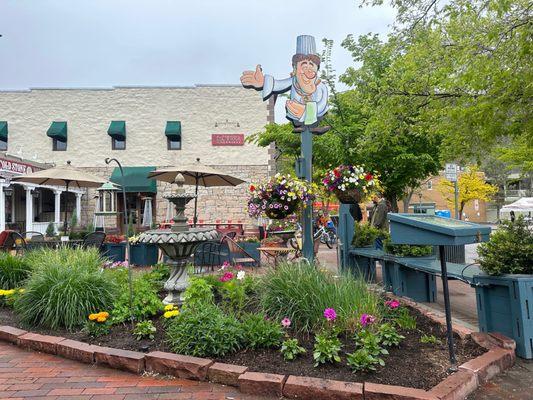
[438,165,498,219]
[356,0,532,166]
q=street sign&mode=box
[445,163,457,182]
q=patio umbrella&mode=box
[148,158,245,226]
[12,161,107,233]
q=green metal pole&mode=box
[301,127,314,262]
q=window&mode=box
[167,136,181,150]
[53,138,67,151]
[112,137,126,150]
[0,139,6,151]
[427,180,433,190]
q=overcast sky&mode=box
[0,0,395,120]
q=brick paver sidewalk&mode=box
[0,342,268,399]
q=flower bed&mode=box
[0,250,495,393]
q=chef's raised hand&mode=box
[240,65,265,89]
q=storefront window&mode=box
[112,137,126,150]
[53,138,67,151]
[167,136,181,150]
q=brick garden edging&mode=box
[0,324,515,400]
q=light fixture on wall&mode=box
[214,119,240,128]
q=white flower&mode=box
[237,271,246,280]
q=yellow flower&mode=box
[99,312,110,318]
[163,310,179,319]
[164,304,175,311]
[18,288,25,293]
[88,314,98,321]
[96,316,107,323]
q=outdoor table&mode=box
[257,246,297,267]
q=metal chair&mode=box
[0,231,27,255]
[82,231,106,249]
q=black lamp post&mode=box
[105,157,134,324]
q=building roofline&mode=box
[0,84,243,93]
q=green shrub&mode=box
[346,348,384,372]
[45,222,56,237]
[313,331,342,366]
[14,248,115,330]
[165,304,243,357]
[0,253,32,289]
[383,239,433,257]
[281,338,306,361]
[182,277,214,308]
[259,262,382,333]
[133,320,157,340]
[240,313,283,349]
[146,263,171,283]
[352,223,386,247]
[377,323,404,347]
[112,272,162,323]
[478,217,533,275]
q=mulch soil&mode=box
[0,304,485,390]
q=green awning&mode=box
[0,122,7,142]
[165,121,181,138]
[47,121,67,142]
[110,166,156,193]
[108,121,126,139]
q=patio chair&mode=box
[0,231,27,255]
[82,231,106,249]
[193,235,228,273]
[223,235,259,267]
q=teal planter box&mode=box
[382,256,399,293]
[473,274,533,359]
[239,242,260,263]
[103,243,126,263]
[130,243,159,266]
[396,258,437,303]
[350,247,379,281]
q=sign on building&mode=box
[211,134,245,146]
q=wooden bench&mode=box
[348,247,481,303]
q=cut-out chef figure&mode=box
[240,35,328,130]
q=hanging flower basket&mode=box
[247,174,315,220]
[332,188,362,204]
[323,165,379,204]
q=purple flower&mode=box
[360,314,376,327]
[323,308,337,322]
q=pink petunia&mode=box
[219,272,234,282]
[281,317,291,328]
[360,314,376,327]
[323,308,337,322]
[385,300,400,309]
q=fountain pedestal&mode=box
[138,174,218,305]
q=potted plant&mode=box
[247,174,314,220]
[323,165,378,204]
[129,234,159,267]
[261,236,284,248]
[473,216,533,359]
[103,234,126,262]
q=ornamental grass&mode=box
[0,253,32,289]
[258,262,382,334]
[14,247,116,330]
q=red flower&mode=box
[333,169,341,177]
[250,184,256,192]
[365,173,373,181]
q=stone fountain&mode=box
[138,174,219,305]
